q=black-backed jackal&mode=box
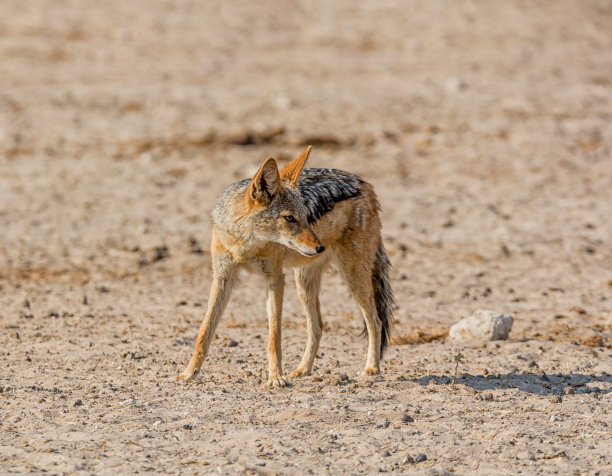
[178,147,394,387]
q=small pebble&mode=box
[376,419,390,428]
[406,455,426,466]
[381,450,391,457]
[339,373,349,382]
[483,393,494,401]
[73,399,83,407]
[401,413,415,423]
[563,387,575,395]
[183,424,193,430]
[226,339,238,347]
[548,395,562,403]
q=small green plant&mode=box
[451,351,464,386]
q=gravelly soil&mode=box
[1,1,611,474]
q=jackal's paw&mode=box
[267,376,289,388]
[289,367,311,379]
[363,366,380,376]
[176,369,198,382]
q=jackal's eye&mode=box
[284,215,296,223]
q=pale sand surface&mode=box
[1,1,611,474]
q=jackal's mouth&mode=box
[291,245,318,257]
[280,238,324,257]
[294,244,325,257]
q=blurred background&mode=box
[0,0,610,352]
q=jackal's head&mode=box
[244,146,325,257]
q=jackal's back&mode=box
[218,168,365,225]
[297,168,364,223]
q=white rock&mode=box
[449,310,514,341]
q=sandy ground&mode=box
[1,0,611,474]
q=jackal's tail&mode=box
[372,242,394,357]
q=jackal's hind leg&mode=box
[290,263,324,379]
[338,255,382,376]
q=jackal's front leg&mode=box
[290,264,324,379]
[266,271,287,388]
[177,262,236,382]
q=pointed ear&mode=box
[247,157,281,204]
[280,145,312,186]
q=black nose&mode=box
[316,245,325,254]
